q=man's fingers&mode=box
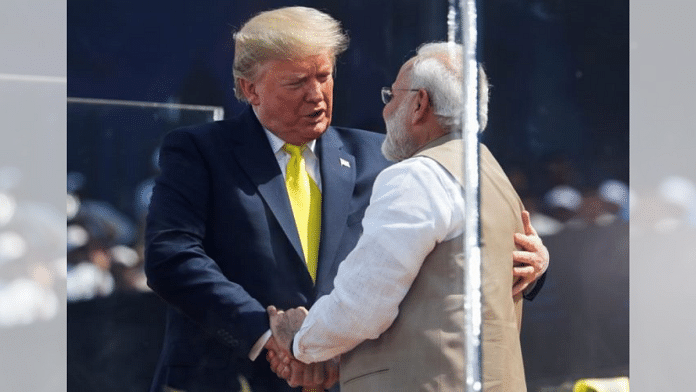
[298,363,325,388]
[267,305,279,317]
[287,307,309,326]
[265,335,285,353]
[281,363,291,380]
[302,363,315,386]
[512,278,530,296]
[322,359,340,389]
[287,361,305,388]
[521,210,538,236]
[513,211,549,291]
[513,249,540,265]
[521,210,531,234]
[278,350,292,365]
[268,352,290,380]
[268,351,291,379]
[267,350,285,377]
[267,347,291,368]
[266,335,290,378]
[513,264,535,278]
[271,359,284,377]
[514,232,539,251]
[314,362,325,386]
[515,235,549,271]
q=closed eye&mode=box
[285,80,304,89]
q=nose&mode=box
[382,100,392,119]
[305,79,323,102]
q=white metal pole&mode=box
[449,0,482,391]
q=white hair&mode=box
[409,42,489,133]
[232,6,349,102]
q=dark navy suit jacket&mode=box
[145,107,390,392]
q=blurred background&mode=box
[64,1,632,391]
[1,0,67,390]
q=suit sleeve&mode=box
[144,129,268,357]
[523,271,546,300]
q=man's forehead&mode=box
[393,59,415,86]
[269,54,333,74]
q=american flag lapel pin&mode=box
[340,158,351,168]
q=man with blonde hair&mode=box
[146,6,547,391]
[267,41,547,391]
[145,6,387,391]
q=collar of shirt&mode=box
[261,126,322,192]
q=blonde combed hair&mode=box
[232,6,349,102]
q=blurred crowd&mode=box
[514,155,696,386]
[0,166,64,328]
[66,170,152,302]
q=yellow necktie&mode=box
[283,143,321,282]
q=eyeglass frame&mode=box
[381,86,420,105]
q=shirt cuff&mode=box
[248,329,272,361]
[292,334,299,358]
[524,280,537,295]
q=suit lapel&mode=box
[315,128,356,284]
[222,112,357,287]
[225,108,305,262]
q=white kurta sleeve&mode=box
[293,157,464,363]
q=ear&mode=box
[238,78,261,106]
[411,89,430,125]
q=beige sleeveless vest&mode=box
[339,134,527,391]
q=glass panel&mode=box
[67,99,224,391]
[68,98,222,220]
[67,98,223,298]
[0,75,66,390]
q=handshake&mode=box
[264,305,339,390]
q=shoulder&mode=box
[158,123,220,163]
[161,106,257,146]
[328,126,385,148]
[374,156,456,193]
[367,157,462,233]
[164,121,221,141]
[380,155,451,176]
[322,126,390,171]
[156,121,238,173]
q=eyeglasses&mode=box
[381,87,420,104]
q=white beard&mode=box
[381,102,419,162]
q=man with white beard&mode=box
[267,41,548,392]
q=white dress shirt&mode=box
[293,156,465,363]
[263,128,321,191]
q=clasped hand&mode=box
[512,210,550,296]
[265,305,339,389]
[263,210,548,388]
